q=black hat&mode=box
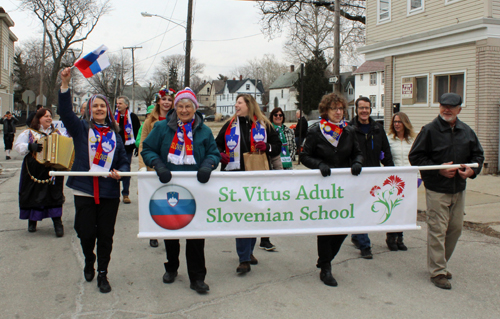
[439,93,462,107]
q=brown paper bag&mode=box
[243,151,270,171]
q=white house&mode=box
[353,61,385,119]
[0,8,17,113]
[269,66,299,112]
[215,76,264,116]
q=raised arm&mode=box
[58,67,82,139]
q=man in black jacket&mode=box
[409,93,484,290]
[26,104,43,128]
[294,109,308,154]
[349,97,394,259]
[115,96,140,204]
[1,111,18,159]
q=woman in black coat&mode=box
[215,94,281,274]
[300,92,363,287]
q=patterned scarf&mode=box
[320,119,347,147]
[224,116,267,170]
[88,124,117,204]
[114,108,135,145]
[167,117,196,165]
[273,124,292,169]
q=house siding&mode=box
[391,43,477,131]
[366,0,485,45]
[492,0,500,17]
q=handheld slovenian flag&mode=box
[74,45,110,78]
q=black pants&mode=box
[164,239,206,282]
[316,234,347,268]
[74,196,120,272]
[4,134,14,150]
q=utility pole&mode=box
[167,60,171,89]
[39,18,47,106]
[123,46,142,113]
[185,0,193,87]
[333,0,341,93]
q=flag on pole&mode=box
[74,45,110,78]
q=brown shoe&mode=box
[123,196,131,204]
[236,262,251,274]
[250,254,258,265]
[431,274,452,289]
[446,271,452,280]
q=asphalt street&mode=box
[0,146,499,319]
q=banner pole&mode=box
[49,163,479,177]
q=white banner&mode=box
[137,166,419,239]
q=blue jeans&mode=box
[352,234,371,250]
[236,238,256,263]
[121,152,133,196]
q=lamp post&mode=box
[141,1,193,87]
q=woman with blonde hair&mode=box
[215,94,282,274]
[138,87,176,248]
[386,111,417,251]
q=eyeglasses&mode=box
[273,114,283,117]
[329,108,344,112]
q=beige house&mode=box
[195,80,224,107]
[359,0,500,174]
[0,8,17,114]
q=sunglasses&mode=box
[273,114,284,117]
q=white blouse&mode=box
[14,126,55,156]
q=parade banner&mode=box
[137,166,419,239]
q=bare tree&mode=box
[231,54,288,105]
[138,82,159,107]
[20,0,111,107]
[257,1,365,71]
[153,54,205,89]
[87,52,132,104]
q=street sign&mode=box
[329,76,339,84]
[36,95,47,106]
[22,90,36,104]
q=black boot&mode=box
[28,220,37,232]
[52,217,64,237]
[397,236,408,251]
[319,266,338,287]
[97,271,112,293]
[386,234,398,251]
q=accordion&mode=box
[35,134,75,170]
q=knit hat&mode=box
[158,87,176,98]
[147,105,155,114]
[174,87,199,109]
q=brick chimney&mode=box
[240,75,243,81]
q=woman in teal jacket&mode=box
[141,88,220,294]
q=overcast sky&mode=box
[4,0,288,83]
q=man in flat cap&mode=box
[409,92,484,290]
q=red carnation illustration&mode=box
[370,175,406,224]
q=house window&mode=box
[408,0,424,15]
[281,90,283,98]
[434,73,464,103]
[360,74,364,81]
[348,87,353,95]
[246,84,250,90]
[401,75,429,105]
[381,71,385,85]
[378,0,391,23]
[370,73,377,86]
[381,94,385,108]
[369,95,377,109]
[416,76,428,103]
[207,87,210,94]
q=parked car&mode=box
[204,115,215,122]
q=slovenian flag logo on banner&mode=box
[74,45,110,78]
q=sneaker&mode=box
[431,274,452,289]
[97,272,112,293]
[123,196,131,204]
[259,241,276,251]
[360,248,373,259]
[351,236,360,249]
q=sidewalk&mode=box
[0,151,499,318]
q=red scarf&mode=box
[92,126,111,204]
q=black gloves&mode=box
[318,163,331,177]
[351,162,362,176]
[197,159,216,184]
[151,158,172,184]
[28,143,43,153]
